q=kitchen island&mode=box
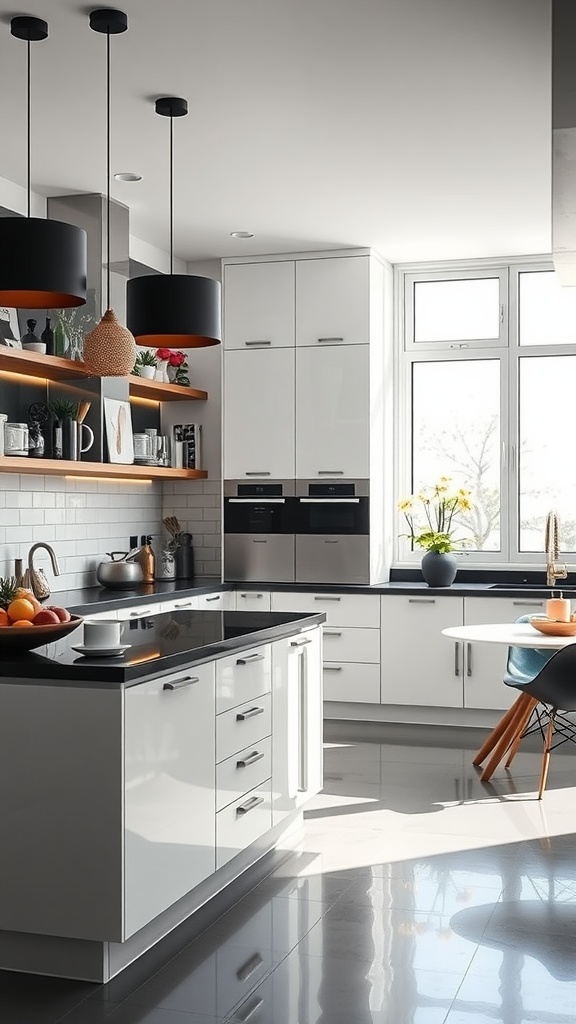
[0,608,324,982]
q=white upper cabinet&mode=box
[224,348,295,480]
[296,344,369,479]
[224,262,295,349]
[295,256,370,347]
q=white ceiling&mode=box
[0,0,552,264]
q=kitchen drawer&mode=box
[322,626,380,663]
[116,602,160,621]
[81,610,119,621]
[156,596,200,613]
[216,781,272,870]
[217,736,272,812]
[235,590,272,611]
[323,662,380,703]
[217,692,272,764]
[215,904,273,1019]
[196,591,236,611]
[271,590,379,628]
[216,644,272,714]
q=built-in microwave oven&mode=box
[223,481,296,582]
[294,481,370,584]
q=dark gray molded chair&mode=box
[503,640,576,798]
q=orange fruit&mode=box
[0,609,10,626]
[15,588,42,614]
[10,620,34,628]
[7,598,36,623]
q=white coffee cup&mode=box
[83,619,123,648]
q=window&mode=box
[399,261,576,565]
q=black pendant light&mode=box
[83,8,136,376]
[0,16,87,309]
[126,97,221,348]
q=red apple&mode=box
[33,609,61,626]
[46,605,71,623]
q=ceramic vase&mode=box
[421,551,457,588]
[155,359,169,383]
[139,365,156,379]
[167,364,178,383]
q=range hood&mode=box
[552,1,576,284]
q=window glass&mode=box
[519,356,576,551]
[519,270,576,346]
[412,360,500,551]
[414,278,501,342]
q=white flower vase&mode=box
[155,359,169,383]
[140,365,156,379]
[167,364,178,383]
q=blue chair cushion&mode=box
[504,615,553,688]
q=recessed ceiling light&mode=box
[230,231,254,239]
[114,171,143,182]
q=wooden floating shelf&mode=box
[0,349,208,402]
[0,457,207,481]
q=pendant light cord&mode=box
[169,112,174,275]
[106,28,111,310]
[26,38,31,218]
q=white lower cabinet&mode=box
[116,602,161,621]
[463,595,546,710]
[272,626,323,826]
[124,663,216,938]
[196,590,236,611]
[235,590,272,611]
[323,661,380,703]
[216,783,273,870]
[380,595,464,707]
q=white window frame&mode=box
[395,255,575,570]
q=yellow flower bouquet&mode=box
[398,478,473,553]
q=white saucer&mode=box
[72,644,131,658]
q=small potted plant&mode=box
[132,349,158,379]
[398,477,474,587]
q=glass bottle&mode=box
[41,317,54,355]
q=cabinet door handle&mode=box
[244,339,271,346]
[408,598,436,604]
[290,637,311,647]
[512,600,544,607]
[236,996,264,1022]
[236,952,263,982]
[236,795,265,816]
[317,337,344,343]
[175,601,194,608]
[245,471,271,476]
[317,470,344,475]
[130,608,154,616]
[323,629,342,636]
[236,653,265,664]
[237,750,265,768]
[205,595,220,602]
[324,664,343,671]
[163,676,199,691]
[454,642,460,677]
[252,539,268,544]
[314,595,341,601]
[239,593,264,598]
[467,642,472,677]
[236,706,265,721]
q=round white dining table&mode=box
[441,620,576,783]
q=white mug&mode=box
[4,422,29,456]
[83,619,123,648]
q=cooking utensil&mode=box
[77,401,91,424]
[96,550,144,589]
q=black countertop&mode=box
[60,579,235,616]
[0,609,325,687]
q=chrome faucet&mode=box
[25,543,62,600]
[545,511,567,588]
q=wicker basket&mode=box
[83,308,137,377]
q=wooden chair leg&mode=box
[537,712,556,800]
[505,700,537,768]
[473,694,527,767]
[480,695,535,782]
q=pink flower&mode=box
[156,347,172,361]
[168,351,186,367]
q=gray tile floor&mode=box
[5,737,576,1023]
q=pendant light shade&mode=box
[84,8,136,376]
[0,17,87,310]
[126,97,221,348]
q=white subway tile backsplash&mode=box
[19,475,46,491]
[6,492,33,508]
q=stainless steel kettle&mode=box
[96,549,144,589]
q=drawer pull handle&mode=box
[245,339,271,346]
[512,601,543,607]
[237,750,265,768]
[237,653,265,664]
[205,596,220,602]
[245,471,271,476]
[175,602,193,608]
[324,665,343,671]
[236,706,265,721]
[290,637,311,647]
[317,470,344,475]
[323,630,342,637]
[236,952,264,982]
[317,337,344,343]
[236,795,265,816]
[467,642,472,677]
[314,595,341,602]
[130,608,154,616]
[408,598,436,604]
[454,642,460,677]
[239,593,263,598]
[163,676,199,691]
[236,996,264,1022]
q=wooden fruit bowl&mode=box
[529,616,576,638]
[0,615,83,652]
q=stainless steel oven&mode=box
[224,481,296,582]
[295,481,369,584]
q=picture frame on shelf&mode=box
[0,308,22,347]
[103,398,134,464]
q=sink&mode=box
[488,583,576,590]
